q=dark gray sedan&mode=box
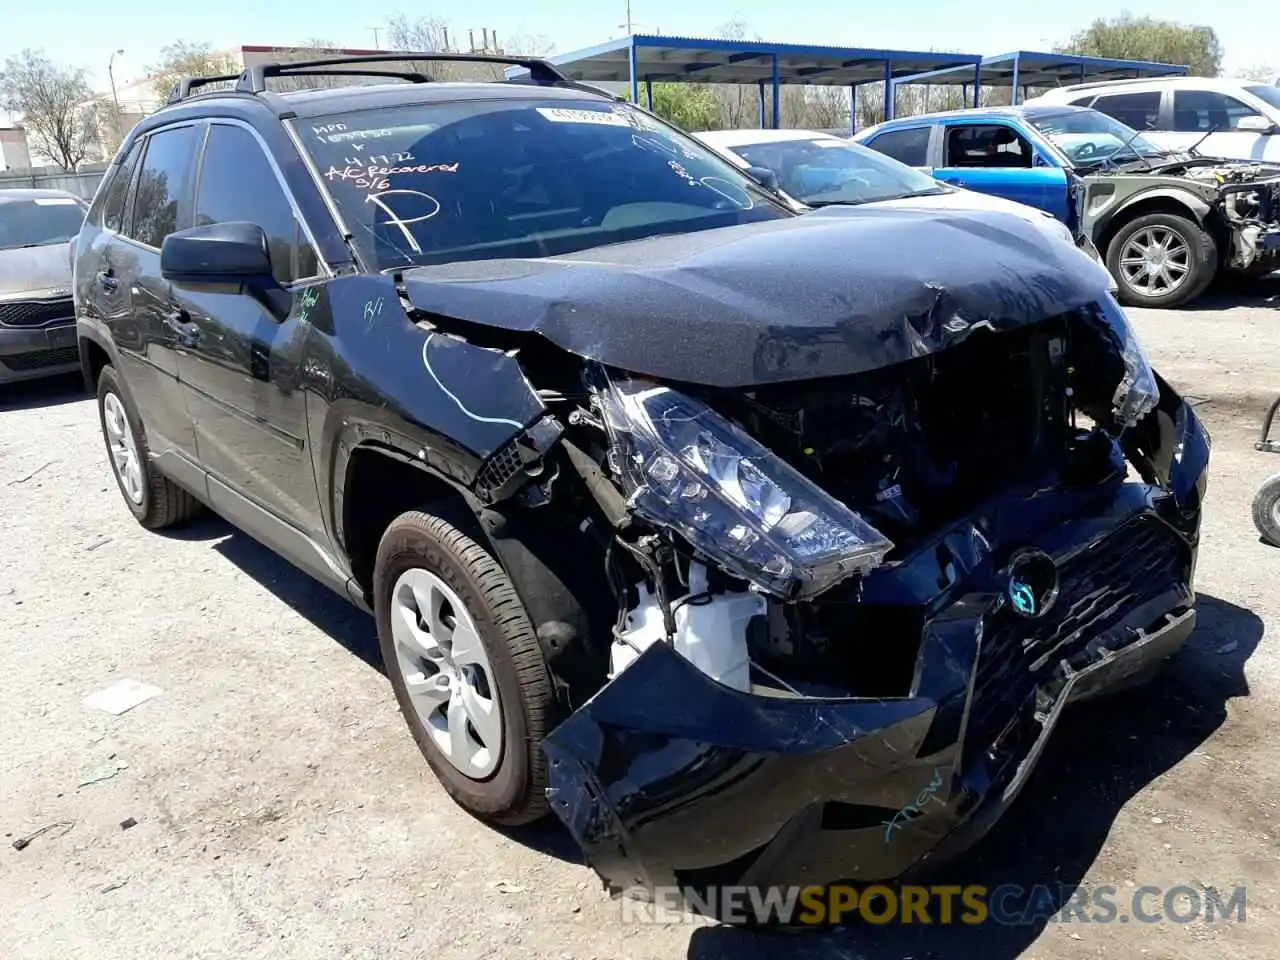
[0,188,88,384]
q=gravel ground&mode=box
[1,279,1278,960]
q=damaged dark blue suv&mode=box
[74,54,1209,912]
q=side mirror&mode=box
[161,221,273,286]
[744,164,782,194]
[1236,114,1277,134]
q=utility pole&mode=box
[624,0,632,34]
[107,49,124,151]
[370,26,381,49]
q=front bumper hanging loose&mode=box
[542,392,1209,906]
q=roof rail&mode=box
[236,52,569,94]
[1054,76,1163,93]
[165,73,243,105]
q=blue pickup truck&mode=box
[856,104,1280,308]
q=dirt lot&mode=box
[2,281,1278,960]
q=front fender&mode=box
[1085,184,1213,240]
[298,275,549,546]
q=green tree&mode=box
[644,84,723,132]
[1056,12,1223,77]
[0,49,97,169]
[149,41,239,103]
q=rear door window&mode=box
[94,140,141,232]
[1172,90,1265,131]
[1091,92,1162,130]
[863,126,931,166]
[126,125,200,248]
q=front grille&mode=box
[2,346,79,371]
[0,298,73,328]
[964,517,1188,765]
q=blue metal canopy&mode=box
[509,34,983,128]
[896,50,1189,104]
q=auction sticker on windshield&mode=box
[536,107,630,126]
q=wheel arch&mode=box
[1095,189,1217,258]
[76,324,118,393]
[339,439,616,708]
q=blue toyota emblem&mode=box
[1006,550,1059,619]
[1009,580,1038,616]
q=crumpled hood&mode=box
[0,242,74,299]
[400,205,1112,388]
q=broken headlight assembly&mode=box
[594,373,894,601]
[1099,294,1160,429]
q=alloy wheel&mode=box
[1119,226,1191,296]
[389,567,503,779]
[102,391,144,505]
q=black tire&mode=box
[1252,472,1280,547]
[373,508,554,825]
[1106,212,1217,309]
[96,364,201,530]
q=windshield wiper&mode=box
[1115,128,1154,170]
[1186,124,1219,158]
[806,187,947,207]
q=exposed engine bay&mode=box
[512,300,1166,706]
[1084,158,1280,272]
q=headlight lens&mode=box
[596,374,893,600]
[1098,294,1160,428]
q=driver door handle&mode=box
[163,308,200,345]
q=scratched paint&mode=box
[882,767,947,842]
[296,287,321,325]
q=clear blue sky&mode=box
[3,0,1276,91]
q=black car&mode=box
[74,54,1209,912]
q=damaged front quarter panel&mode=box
[542,643,943,896]
[539,294,1210,912]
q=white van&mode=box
[1031,77,1280,163]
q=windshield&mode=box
[0,196,86,251]
[299,98,791,270]
[722,136,944,206]
[1245,85,1280,111]
[1027,109,1164,164]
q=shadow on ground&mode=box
[193,517,382,672]
[1184,275,1279,313]
[685,593,1260,960]
[170,509,1266,910]
[0,372,86,411]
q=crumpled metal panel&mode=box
[400,205,1112,388]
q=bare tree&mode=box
[0,49,98,169]
[386,14,451,53]
[502,29,556,57]
[713,17,757,130]
[149,41,239,103]
[263,40,351,92]
[1239,63,1277,82]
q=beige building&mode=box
[0,124,32,171]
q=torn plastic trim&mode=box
[1093,294,1160,430]
[544,543,1199,900]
